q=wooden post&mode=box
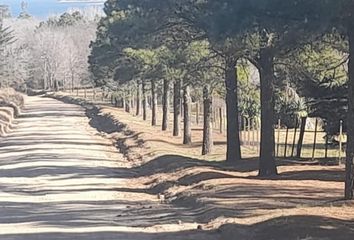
[291,118,299,157]
[325,134,329,159]
[256,118,260,153]
[284,126,289,158]
[247,118,251,147]
[312,118,319,161]
[296,117,307,158]
[180,98,184,120]
[148,95,152,110]
[213,108,217,129]
[196,102,200,125]
[239,116,243,145]
[276,119,281,157]
[84,88,87,99]
[200,102,204,127]
[223,107,227,135]
[219,108,223,134]
[252,118,256,149]
[243,117,247,146]
[111,93,114,105]
[339,120,343,163]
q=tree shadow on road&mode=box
[22,95,348,239]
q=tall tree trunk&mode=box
[136,81,141,116]
[142,80,147,121]
[43,76,47,90]
[202,85,213,155]
[43,62,47,90]
[54,78,59,92]
[345,27,354,200]
[114,97,119,108]
[162,79,169,131]
[151,80,157,126]
[183,85,192,145]
[127,88,132,113]
[196,101,200,125]
[71,72,74,92]
[122,92,126,110]
[49,74,53,90]
[173,79,181,136]
[225,58,242,163]
[258,47,278,177]
[296,116,307,158]
[63,76,66,91]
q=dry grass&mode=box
[0,88,23,136]
[0,88,25,108]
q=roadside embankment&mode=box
[0,88,24,137]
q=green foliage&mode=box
[17,12,31,19]
[274,90,307,128]
[39,11,85,28]
[283,39,348,134]
[237,63,260,119]
[88,0,350,131]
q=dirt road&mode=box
[0,96,215,240]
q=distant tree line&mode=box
[0,8,102,92]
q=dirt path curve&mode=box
[0,96,216,240]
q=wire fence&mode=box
[63,87,346,161]
[239,116,346,161]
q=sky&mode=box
[0,0,104,19]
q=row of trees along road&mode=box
[89,0,354,199]
[86,0,354,199]
[1,0,353,200]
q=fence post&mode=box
[243,117,247,146]
[296,116,307,158]
[247,118,251,147]
[84,88,87,99]
[256,118,260,153]
[312,118,319,161]
[111,93,115,106]
[284,126,289,158]
[276,119,281,157]
[252,118,256,149]
[195,102,199,125]
[325,134,329,159]
[219,108,223,134]
[339,120,343,163]
[224,108,227,135]
[291,118,299,157]
[215,107,218,129]
[239,116,243,145]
